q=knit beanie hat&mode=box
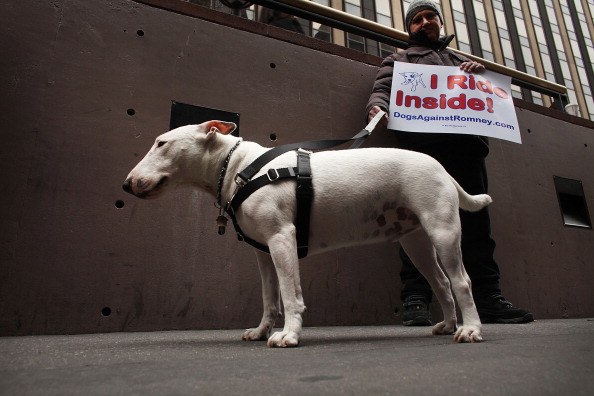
[405,0,444,32]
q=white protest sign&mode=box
[387,61,522,144]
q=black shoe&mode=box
[402,295,432,326]
[476,293,534,324]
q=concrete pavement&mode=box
[1,318,593,395]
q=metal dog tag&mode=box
[216,215,228,235]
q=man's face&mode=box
[409,9,442,42]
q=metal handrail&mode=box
[252,0,568,102]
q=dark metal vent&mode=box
[170,101,240,137]
[554,176,591,229]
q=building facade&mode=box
[326,0,594,120]
[324,0,594,120]
[193,0,594,120]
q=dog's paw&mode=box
[267,331,299,348]
[432,320,456,335]
[242,326,271,341]
[453,325,483,343]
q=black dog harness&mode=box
[216,112,385,259]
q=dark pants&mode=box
[399,154,501,303]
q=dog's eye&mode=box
[156,140,167,148]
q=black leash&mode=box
[235,127,372,187]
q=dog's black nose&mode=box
[122,179,133,194]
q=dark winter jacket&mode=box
[366,35,489,158]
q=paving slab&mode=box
[1,318,593,395]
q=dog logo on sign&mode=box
[400,72,426,92]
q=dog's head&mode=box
[123,120,237,199]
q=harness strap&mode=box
[226,110,386,258]
[236,128,371,186]
[226,166,298,256]
[229,167,298,213]
[295,150,313,258]
[226,152,312,259]
[228,213,270,255]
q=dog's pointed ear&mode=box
[205,120,237,136]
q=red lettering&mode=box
[469,74,476,90]
[430,74,438,89]
[444,75,508,103]
[396,90,404,106]
[396,93,496,112]
[440,94,447,109]
[405,95,422,108]
[493,87,509,99]
[467,98,485,111]
[448,75,468,89]
[486,97,494,113]
[423,97,438,109]
[477,80,493,94]
[447,94,467,109]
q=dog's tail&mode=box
[450,175,493,212]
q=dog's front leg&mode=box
[242,251,281,341]
[266,230,305,348]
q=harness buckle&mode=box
[234,174,247,187]
[267,168,280,181]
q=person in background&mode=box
[258,8,305,34]
[366,0,534,326]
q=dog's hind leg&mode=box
[242,250,281,341]
[265,227,306,348]
[399,231,457,335]
[425,221,483,343]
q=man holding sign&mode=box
[366,0,532,326]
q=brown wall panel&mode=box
[1,0,592,336]
[487,105,594,319]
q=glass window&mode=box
[513,14,528,36]
[451,0,464,10]
[375,0,393,28]
[312,0,333,42]
[344,0,365,52]
[375,0,391,18]
[379,43,394,58]
[451,2,471,53]
[344,0,394,56]
[473,0,486,19]
[347,33,366,52]
[313,22,332,42]
[345,0,362,16]
[472,0,492,59]
[559,0,594,118]
[511,85,523,99]
[493,0,516,69]
[479,30,492,52]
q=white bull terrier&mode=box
[123,120,491,347]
